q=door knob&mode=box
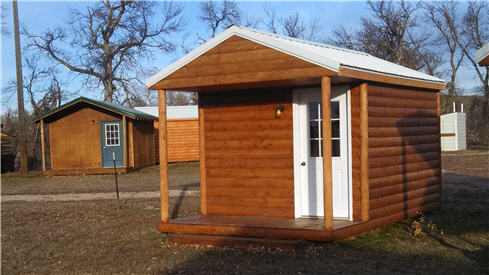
[301,161,306,166]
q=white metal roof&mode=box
[135,106,198,119]
[476,43,489,64]
[147,26,445,88]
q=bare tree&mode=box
[330,1,441,74]
[1,3,10,36]
[262,5,323,41]
[458,1,489,97]
[424,1,465,113]
[199,0,241,40]
[28,1,184,103]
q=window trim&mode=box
[105,123,120,147]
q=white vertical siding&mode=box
[440,112,466,151]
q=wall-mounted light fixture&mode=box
[91,120,95,125]
[275,105,285,119]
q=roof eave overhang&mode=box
[32,98,154,123]
[476,43,489,66]
[146,26,340,90]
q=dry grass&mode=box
[1,162,199,195]
[1,152,488,274]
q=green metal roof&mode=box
[32,97,158,122]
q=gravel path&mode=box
[1,190,199,202]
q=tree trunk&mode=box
[12,0,28,174]
[103,79,116,103]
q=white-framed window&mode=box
[105,123,120,146]
[309,101,341,158]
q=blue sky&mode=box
[0,1,481,112]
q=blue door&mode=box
[101,120,124,167]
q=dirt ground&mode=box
[1,152,488,274]
[1,162,199,195]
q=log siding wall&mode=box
[200,89,295,218]
[350,85,362,221]
[367,85,441,221]
[154,119,199,163]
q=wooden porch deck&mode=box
[158,215,363,242]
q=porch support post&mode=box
[122,115,127,168]
[360,83,370,221]
[321,76,333,230]
[158,90,169,222]
[40,118,46,172]
[436,92,442,201]
[198,94,207,215]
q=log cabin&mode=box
[135,106,199,163]
[476,43,489,66]
[33,97,157,176]
[146,26,446,242]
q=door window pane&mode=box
[310,121,319,139]
[331,120,340,138]
[331,102,339,119]
[310,140,320,157]
[105,123,120,146]
[332,140,340,157]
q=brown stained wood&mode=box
[205,139,292,150]
[40,119,46,172]
[128,121,134,167]
[207,196,293,208]
[205,119,293,131]
[206,158,294,169]
[338,68,445,90]
[48,107,119,170]
[370,176,440,199]
[206,204,295,218]
[131,120,155,168]
[159,90,169,223]
[440,133,456,137]
[369,151,439,168]
[204,108,291,121]
[206,177,293,188]
[368,117,439,128]
[368,126,439,137]
[322,76,333,230]
[369,184,440,210]
[369,135,439,148]
[202,89,295,218]
[154,66,334,90]
[206,168,294,179]
[360,83,369,222]
[205,129,293,141]
[170,58,317,78]
[369,160,439,179]
[368,106,437,118]
[369,193,440,220]
[369,143,439,157]
[205,150,293,160]
[368,95,438,109]
[167,119,199,162]
[436,92,442,202]
[205,186,293,199]
[122,116,127,167]
[366,84,441,224]
[199,105,207,215]
[369,169,439,189]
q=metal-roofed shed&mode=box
[33,97,157,176]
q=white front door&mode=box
[294,87,350,219]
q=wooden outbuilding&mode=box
[147,26,446,242]
[135,106,199,163]
[33,97,157,176]
[476,43,489,66]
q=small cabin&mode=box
[147,26,446,242]
[135,106,199,163]
[33,97,157,176]
[440,103,466,151]
[476,43,489,66]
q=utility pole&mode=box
[12,0,28,173]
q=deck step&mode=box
[167,234,305,249]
